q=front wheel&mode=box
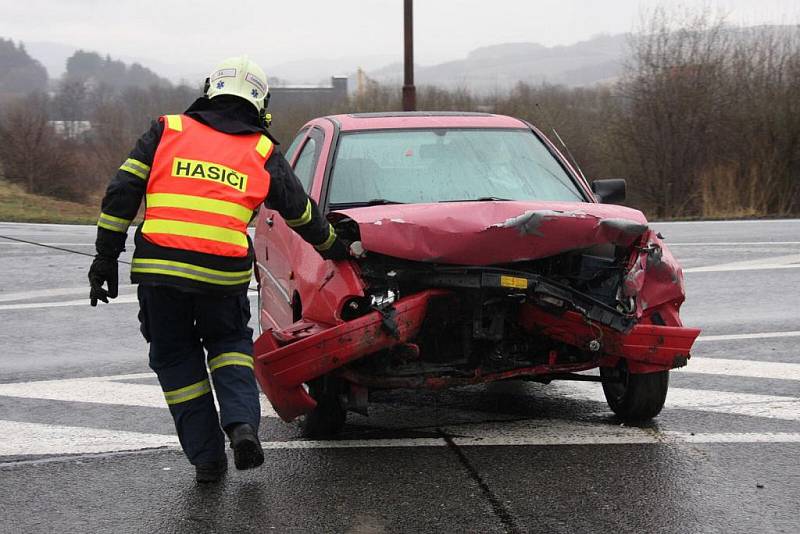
[299,376,347,438]
[600,363,669,421]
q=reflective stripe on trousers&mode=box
[209,352,254,372]
[163,379,212,405]
[139,285,258,465]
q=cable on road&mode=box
[0,234,128,263]
[438,428,522,534]
[0,234,259,292]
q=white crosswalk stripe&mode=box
[554,382,800,421]
[0,420,178,456]
[684,253,800,272]
[0,350,798,458]
[0,374,279,417]
[679,357,800,381]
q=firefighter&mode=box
[88,56,352,483]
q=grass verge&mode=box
[0,180,99,224]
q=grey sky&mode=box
[1,0,797,81]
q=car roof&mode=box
[324,111,530,131]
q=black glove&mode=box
[88,254,119,306]
[319,237,352,261]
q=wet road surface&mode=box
[0,220,799,533]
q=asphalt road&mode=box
[0,219,798,533]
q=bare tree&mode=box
[615,8,734,217]
[0,93,86,201]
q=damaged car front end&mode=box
[252,115,700,435]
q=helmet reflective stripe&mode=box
[205,55,269,113]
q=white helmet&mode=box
[205,55,270,113]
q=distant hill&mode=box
[0,38,48,95]
[16,25,800,93]
[368,34,628,91]
[24,41,76,80]
[19,35,629,90]
[24,41,206,85]
[64,50,171,89]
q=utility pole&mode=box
[402,0,416,111]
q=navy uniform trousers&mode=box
[137,284,260,465]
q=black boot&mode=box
[195,455,228,483]
[227,423,265,470]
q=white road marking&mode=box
[448,432,800,447]
[0,374,279,418]
[653,219,800,225]
[557,382,800,421]
[697,331,800,342]
[1,366,797,429]
[679,357,800,381]
[0,222,95,228]
[684,253,800,273]
[0,295,140,310]
[262,430,800,449]
[0,286,136,303]
[669,241,800,246]
[439,418,800,445]
[1,418,798,458]
[0,420,177,456]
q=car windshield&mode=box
[327,128,585,206]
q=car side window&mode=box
[291,128,324,193]
[284,128,308,164]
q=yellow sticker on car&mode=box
[500,275,528,289]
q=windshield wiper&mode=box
[439,197,513,202]
[329,198,406,209]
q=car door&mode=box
[255,127,308,330]
[255,127,324,330]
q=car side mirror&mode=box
[592,179,626,204]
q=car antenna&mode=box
[550,128,587,182]
[532,101,588,182]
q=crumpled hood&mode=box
[331,201,650,265]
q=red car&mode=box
[253,112,700,437]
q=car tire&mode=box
[299,376,347,438]
[600,362,669,421]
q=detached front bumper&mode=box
[253,290,445,421]
[254,290,700,421]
